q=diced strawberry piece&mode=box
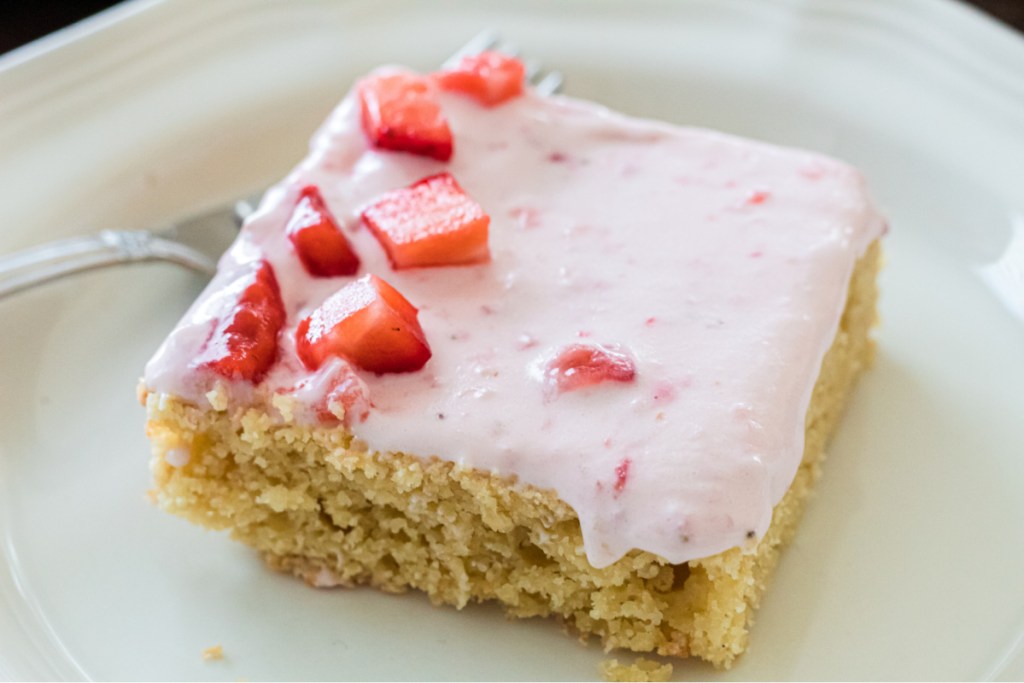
[361,173,490,269]
[358,72,453,161]
[614,458,632,495]
[279,361,371,426]
[435,51,526,106]
[195,260,286,382]
[543,343,637,395]
[286,185,360,277]
[293,362,371,426]
[296,274,431,374]
[319,368,371,425]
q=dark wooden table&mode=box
[0,0,1022,55]
[974,0,1024,28]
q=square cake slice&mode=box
[141,55,885,668]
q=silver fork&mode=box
[0,32,563,300]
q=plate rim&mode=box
[1,0,1022,680]
[2,0,1024,103]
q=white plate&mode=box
[2,0,1023,679]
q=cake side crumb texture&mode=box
[144,241,880,669]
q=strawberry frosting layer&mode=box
[145,73,886,568]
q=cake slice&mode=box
[141,56,885,668]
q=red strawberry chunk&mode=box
[293,362,371,426]
[359,72,453,161]
[614,458,632,495]
[279,361,371,426]
[320,368,371,425]
[543,343,637,395]
[195,260,286,383]
[286,185,360,277]
[296,274,431,374]
[361,173,490,269]
[435,51,526,106]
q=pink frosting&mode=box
[145,73,885,568]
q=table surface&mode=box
[972,0,1024,27]
[0,0,1022,56]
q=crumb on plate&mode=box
[201,644,224,662]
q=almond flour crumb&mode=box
[600,657,673,682]
[205,382,229,411]
[326,397,346,422]
[272,392,297,423]
[201,644,224,662]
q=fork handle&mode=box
[0,230,217,300]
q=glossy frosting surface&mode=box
[145,73,885,567]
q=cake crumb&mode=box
[201,644,224,662]
[205,383,229,411]
[272,393,297,423]
[600,657,673,682]
[326,398,346,422]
